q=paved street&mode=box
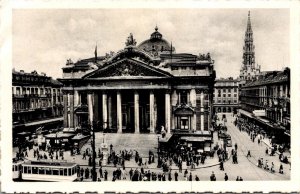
[219,113,290,180]
[13,113,290,181]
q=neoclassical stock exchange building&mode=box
[59,27,216,137]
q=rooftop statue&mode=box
[125,33,137,46]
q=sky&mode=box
[12,9,290,79]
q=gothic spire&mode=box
[247,11,252,32]
[243,10,255,68]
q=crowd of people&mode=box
[236,117,287,174]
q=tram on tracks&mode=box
[13,160,78,182]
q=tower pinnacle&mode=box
[240,11,260,82]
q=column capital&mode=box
[87,90,94,95]
[165,89,172,94]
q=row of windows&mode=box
[12,86,62,96]
[216,88,238,93]
[214,100,238,104]
[21,166,77,176]
[214,93,237,97]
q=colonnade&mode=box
[63,88,211,133]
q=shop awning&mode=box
[25,117,63,127]
[239,109,254,119]
[180,136,211,142]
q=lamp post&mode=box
[88,121,97,182]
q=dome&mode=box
[137,26,175,54]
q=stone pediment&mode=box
[84,58,172,79]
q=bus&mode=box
[20,160,78,182]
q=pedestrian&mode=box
[239,176,243,181]
[195,175,200,181]
[220,161,224,171]
[104,170,108,181]
[279,164,283,174]
[236,176,239,181]
[265,147,268,155]
[224,173,228,181]
[210,171,216,181]
[129,168,133,180]
[184,169,188,177]
[99,167,103,178]
[235,143,238,150]
[189,172,192,181]
[174,171,178,181]
[246,150,251,157]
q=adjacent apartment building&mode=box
[12,69,64,135]
[213,77,239,114]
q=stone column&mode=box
[69,92,74,128]
[171,90,178,129]
[149,91,155,133]
[165,91,171,133]
[102,92,108,130]
[200,91,204,131]
[73,90,79,127]
[88,92,94,124]
[63,93,68,128]
[134,91,140,133]
[117,91,122,133]
[108,94,113,129]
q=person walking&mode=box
[279,164,283,174]
[210,171,216,181]
[99,167,103,178]
[246,150,251,158]
[104,170,108,181]
[189,172,192,181]
[224,173,228,181]
[220,161,224,171]
[174,171,178,181]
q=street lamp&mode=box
[88,121,97,182]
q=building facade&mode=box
[239,68,290,145]
[239,11,261,86]
[12,69,64,133]
[213,78,239,113]
[59,27,216,134]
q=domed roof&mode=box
[137,26,175,54]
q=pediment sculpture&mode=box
[125,33,137,47]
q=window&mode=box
[223,88,226,92]
[53,169,59,175]
[46,168,51,175]
[38,167,45,174]
[23,166,28,173]
[180,91,188,104]
[28,166,31,174]
[223,94,226,97]
[64,168,68,176]
[60,168,64,176]
[228,88,231,92]
[223,100,226,103]
[68,168,71,176]
[218,90,221,97]
[234,88,237,92]
[228,94,231,97]
[32,167,38,174]
[234,94,237,97]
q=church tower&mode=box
[240,11,261,83]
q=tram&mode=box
[14,160,78,182]
[13,160,24,180]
